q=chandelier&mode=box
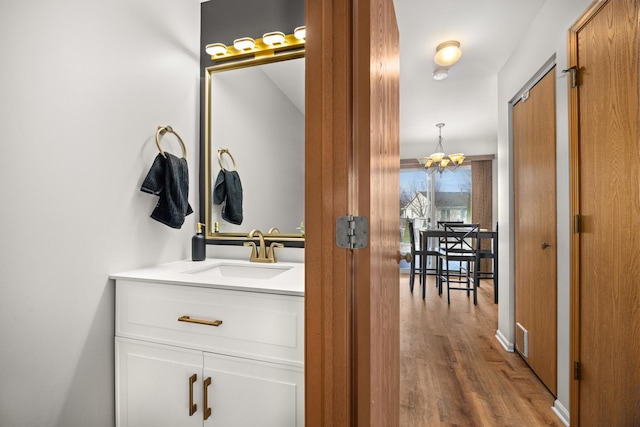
[418,123,465,174]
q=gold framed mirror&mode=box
[203,50,305,246]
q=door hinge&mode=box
[562,66,578,88]
[574,214,581,234]
[336,215,368,250]
[574,360,581,380]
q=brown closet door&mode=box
[569,0,640,424]
[513,67,557,395]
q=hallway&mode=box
[400,275,563,426]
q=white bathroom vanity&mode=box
[111,259,304,426]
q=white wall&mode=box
[496,0,592,421]
[0,1,200,426]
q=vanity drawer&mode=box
[115,280,304,366]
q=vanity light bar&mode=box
[206,26,305,62]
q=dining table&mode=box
[419,227,498,303]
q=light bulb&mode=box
[233,37,255,51]
[205,43,227,56]
[430,152,445,163]
[433,69,448,80]
[263,31,285,46]
[294,26,306,40]
[434,41,462,67]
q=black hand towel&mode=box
[141,152,193,229]
[213,170,243,225]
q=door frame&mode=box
[304,0,353,422]
[567,1,617,424]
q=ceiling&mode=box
[393,0,547,160]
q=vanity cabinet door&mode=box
[202,352,304,427]
[116,338,203,427]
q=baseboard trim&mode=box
[495,329,514,352]
[552,400,570,426]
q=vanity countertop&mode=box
[110,258,304,297]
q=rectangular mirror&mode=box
[204,51,305,245]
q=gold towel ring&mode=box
[218,148,237,171]
[155,125,187,158]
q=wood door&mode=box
[568,0,640,424]
[513,67,557,395]
[305,0,400,425]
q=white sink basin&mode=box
[185,263,292,280]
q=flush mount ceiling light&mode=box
[418,123,465,174]
[434,40,462,67]
[205,43,227,56]
[294,26,306,40]
[433,68,448,81]
[233,37,255,51]
[263,31,286,46]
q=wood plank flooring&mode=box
[400,275,563,426]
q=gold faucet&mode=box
[243,239,258,260]
[245,229,283,263]
[245,229,266,262]
[268,242,284,263]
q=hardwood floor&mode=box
[400,275,563,426]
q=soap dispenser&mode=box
[192,222,206,261]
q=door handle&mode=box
[541,242,551,249]
[188,374,197,416]
[203,377,212,420]
[397,252,412,264]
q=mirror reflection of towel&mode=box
[213,170,243,225]
[140,153,193,229]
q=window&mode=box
[400,165,472,270]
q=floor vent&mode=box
[515,322,529,358]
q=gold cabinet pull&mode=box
[188,374,197,416]
[203,377,212,420]
[178,315,223,327]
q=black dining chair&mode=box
[408,220,440,298]
[436,222,480,304]
[407,220,423,293]
[437,220,466,278]
[475,222,498,304]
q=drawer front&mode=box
[116,280,304,366]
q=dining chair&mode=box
[437,220,466,278]
[407,220,424,293]
[476,222,498,304]
[408,220,440,298]
[436,223,480,304]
